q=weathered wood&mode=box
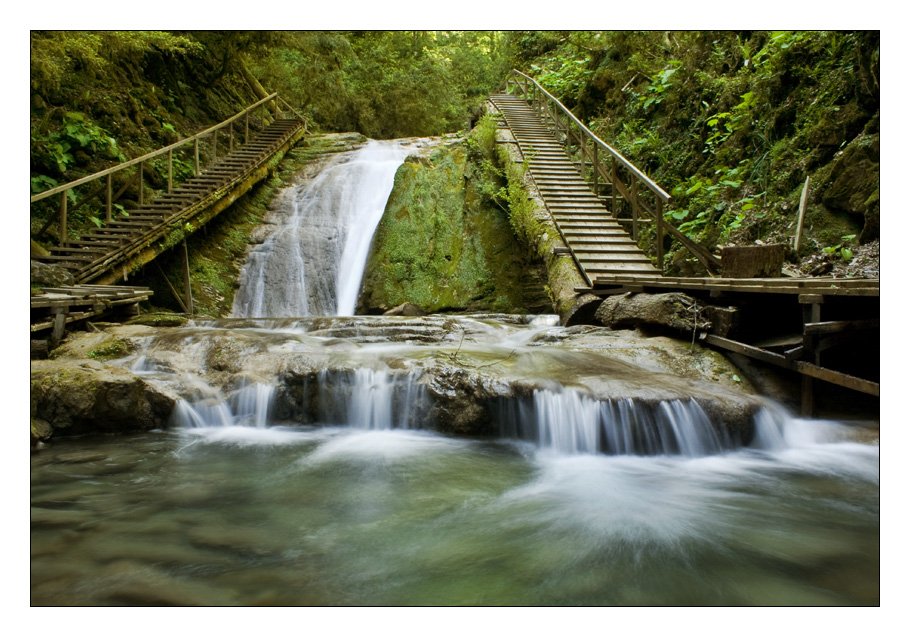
[804,319,879,334]
[703,334,879,396]
[591,274,879,297]
[793,176,810,252]
[183,240,194,315]
[720,244,785,278]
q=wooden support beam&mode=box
[703,334,879,397]
[183,240,194,315]
[51,310,66,345]
[804,319,879,335]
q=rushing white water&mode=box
[232,140,412,317]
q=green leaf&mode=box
[840,248,854,261]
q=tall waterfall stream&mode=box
[31,139,879,606]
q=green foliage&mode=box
[248,31,508,139]
[510,30,878,271]
[31,31,203,91]
[823,234,857,261]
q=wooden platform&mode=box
[490,93,659,285]
[30,284,153,349]
[581,274,880,298]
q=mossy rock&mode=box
[126,312,189,327]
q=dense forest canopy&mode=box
[30,30,879,265]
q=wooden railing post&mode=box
[167,149,173,194]
[138,161,144,206]
[592,144,599,194]
[212,130,218,166]
[106,174,113,223]
[656,198,665,270]
[611,157,619,217]
[245,113,250,144]
[229,124,234,153]
[631,179,639,241]
[194,138,200,177]
[59,191,68,247]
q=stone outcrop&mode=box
[30,260,75,288]
[593,292,738,338]
[31,359,177,437]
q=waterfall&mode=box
[316,368,428,430]
[232,140,412,318]
[497,388,738,456]
[171,381,275,429]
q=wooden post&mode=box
[51,310,66,346]
[138,161,144,206]
[229,124,234,152]
[793,176,810,253]
[611,157,619,218]
[182,240,194,315]
[592,144,599,194]
[245,114,250,144]
[799,294,824,416]
[212,130,218,166]
[168,149,173,193]
[656,199,665,270]
[631,180,639,241]
[194,138,200,177]
[106,174,112,223]
[59,191,68,247]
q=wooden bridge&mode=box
[491,70,879,413]
[30,93,306,290]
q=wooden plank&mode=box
[702,335,879,396]
[804,319,879,334]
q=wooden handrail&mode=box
[31,92,283,203]
[509,70,670,202]
[504,69,721,273]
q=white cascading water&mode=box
[498,388,735,456]
[232,140,412,318]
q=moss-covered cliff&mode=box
[358,137,551,315]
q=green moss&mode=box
[359,136,551,314]
[87,339,131,360]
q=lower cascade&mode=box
[130,316,820,460]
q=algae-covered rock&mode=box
[358,137,551,315]
[594,292,712,336]
[30,359,177,437]
[30,260,75,287]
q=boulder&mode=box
[820,133,879,243]
[595,292,712,336]
[31,260,75,288]
[30,359,177,437]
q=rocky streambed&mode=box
[32,314,761,448]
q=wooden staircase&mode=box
[489,93,659,285]
[34,117,305,284]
